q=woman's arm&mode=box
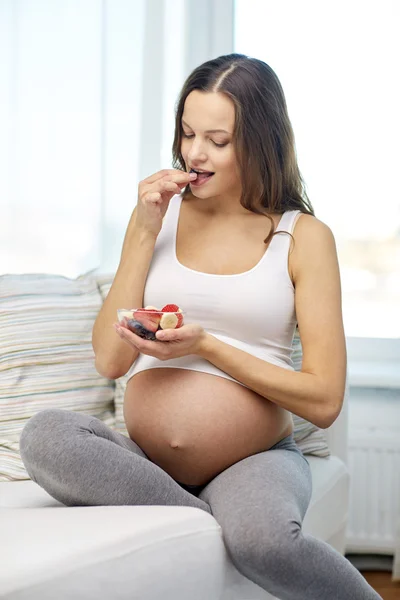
[92,207,157,379]
[93,169,194,379]
[198,215,347,430]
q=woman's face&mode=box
[180,91,241,202]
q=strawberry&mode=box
[161,303,180,312]
[133,309,161,332]
[175,312,183,328]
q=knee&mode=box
[21,409,60,450]
[19,409,73,472]
[226,518,302,582]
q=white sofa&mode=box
[0,273,350,600]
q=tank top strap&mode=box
[276,209,302,234]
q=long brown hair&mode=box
[172,53,315,245]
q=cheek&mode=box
[218,151,238,176]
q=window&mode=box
[234,0,400,340]
[0,0,190,278]
[0,0,146,277]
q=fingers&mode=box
[156,328,179,341]
[151,172,195,195]
[144,192,162,204]
[114,323,170,358]
[143,169,190,185]
[139,171,196,204]
[158,180,182,195]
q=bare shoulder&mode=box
[289,213,338,285]
[292,212,335,248]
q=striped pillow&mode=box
[96,275,330,457]
[0,272,116,481]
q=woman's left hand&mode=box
[113,322,208,360]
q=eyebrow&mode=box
[181,120,231,135]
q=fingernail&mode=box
[189,173,197,179]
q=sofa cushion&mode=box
[95,274,330,457]
[0,453,348,600]
[0,497,225,600]
[0,272,116,482]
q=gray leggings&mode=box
[20,409,381,600]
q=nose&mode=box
[186,138,207,164]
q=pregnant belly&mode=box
[124,368,294,486]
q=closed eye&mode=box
[182,133,228,148]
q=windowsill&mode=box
[348,360,400,389]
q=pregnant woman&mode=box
[20,54,382,599]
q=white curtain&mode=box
[0,0,188,276]
[0,0,233,277]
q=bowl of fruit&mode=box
[117,304,184,341]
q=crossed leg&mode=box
[20,409,382,599]
[198,434,382,600]
[19,408,212,514]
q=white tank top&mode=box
[126,194,301,387]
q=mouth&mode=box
[189,167,215,186]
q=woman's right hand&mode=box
[135,169,197,239]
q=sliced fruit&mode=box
[175,312,184,327]
[161,303,180,312]
[159,313,178,329]
[117,309,134,322]
[133,309,161,332]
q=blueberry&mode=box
[126,319,157,341]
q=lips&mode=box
[189,167,215,176]
[189,171,215,187]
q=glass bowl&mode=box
[117,308,185,341]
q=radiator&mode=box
[346,433,400,555]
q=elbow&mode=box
[318,412,337,430]
[94,347,138,380]
[318,396,343,430]
[94,356,124,380]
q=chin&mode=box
[189,185,213,198]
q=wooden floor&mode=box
[361,571,400,599]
